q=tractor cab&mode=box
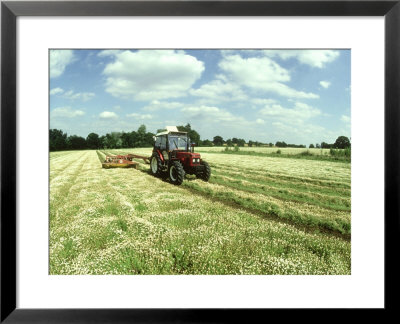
[150,126,211,185]
[154,129,190,153]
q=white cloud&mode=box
[259,102,321,124]
[256,118,265,125]
[320,81,331,89]
[271,120,330,144]
[50,87,64,95]
[142,100,184,111]
[126,113,153,120]
[50,50,75,78]
[190,79,248,102]
[341,115,351,123]
[181,105,249,125]
[219,55,318,99]
[102,50,205,101]
[97,50,123,57]
[251,98,277,105]
[263,50,340,68]
[99,111,118,119]
[62,90,95,102]
[51,107,85,118]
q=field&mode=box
[50,147,351,275]
[196,146,332,155]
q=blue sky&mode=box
[50,49,350,145]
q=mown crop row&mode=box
[110,148,351,235]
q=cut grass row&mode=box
[209,172,350,212]
[182,180,351,236]
[211,167,350,198]
[107,148,351,235]
[200,148,351,163]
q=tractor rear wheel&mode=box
[197,161,211,181]
[150,154,162,177]
[169,161,185,185]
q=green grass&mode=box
[182,180,351,235]
[204,148,351,163]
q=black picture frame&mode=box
[1,0,399,322]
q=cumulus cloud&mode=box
[102,50,205,101]
[320,81,331,89]
[181,105,249,125]
[190,79,248,102]
[126,113,153,120]
[99,111,118,119]
[51,107,85,118]
[62,90,95,102]
[142,100,184,111]
[50,87,95,101]
[97,50,123,57]
[219,55,318,99]
[341,115,351,123]
[50,87,64,95]
[50,50,75,78]
[251,98,277,105]
[256,118,265,124]
[259,102,321,124]
[263,50,340,68]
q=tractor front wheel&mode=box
[197,161,211,181]
[150,154,163,177]
[169,161,185,185]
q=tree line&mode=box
[212,135,351,149]
[50,123,351,151]
[50,124,155,151]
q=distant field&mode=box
[50,148,351,275]
[196,146,332,155]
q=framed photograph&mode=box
[1,0,399,321]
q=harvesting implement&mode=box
[102,154,149,169]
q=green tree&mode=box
[104,132,122,149]
[309,144,315,148]
[333,136,351,149]
[86,132,101,149]
[99,135,106,149]
[213,136,224,146]
[178,123,201,145]
[321,142,332,149]
[237,139,246,147]
[49,129,68,151]
[67,135,87,150]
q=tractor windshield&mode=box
[168,135,188,151]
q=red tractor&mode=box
[150,126,211,185]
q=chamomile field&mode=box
[49,147,351,275]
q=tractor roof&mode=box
[156,126,187,137]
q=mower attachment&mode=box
[102,155,139,169]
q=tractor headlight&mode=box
[193,158,196,163]
[196,158,200,163]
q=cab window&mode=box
[155,136,167,150]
